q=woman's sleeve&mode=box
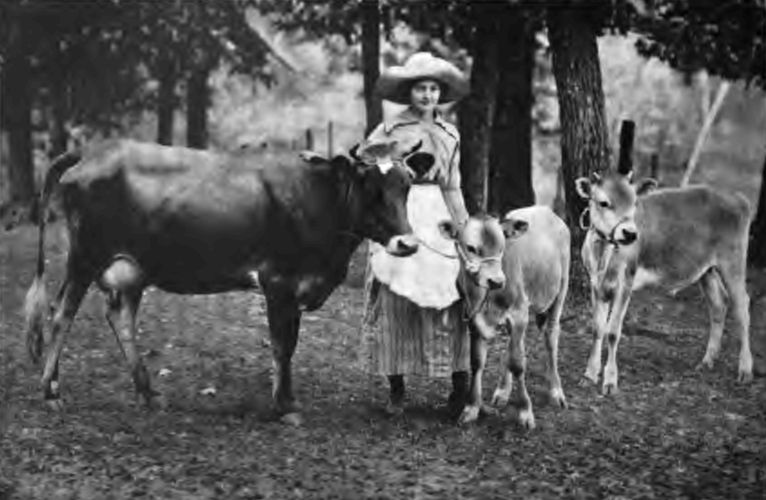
[441,142,469,225]
[365,122,389,142]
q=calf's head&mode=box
[575,170,657,246]
[340,140,435,256]
[438,215,507,292]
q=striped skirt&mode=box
[359,280,470,378]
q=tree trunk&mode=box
[157,61,177,146]
[489,5,535,215]
[0,28,35,204]
[458,4,502,215]
[749,154,766,267]
[548,6,611,231]
[362,0,382,136]
[49,79,69,158]
[548,5,611,297]
[186,67,210,149]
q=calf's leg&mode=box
[698,269,728,370]
[459,323,488,425]
[583,286,609,385]
[717,260,753,382]
[602,281,632,395]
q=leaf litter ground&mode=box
[1,224,765,499]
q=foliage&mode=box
[634,0,766,89]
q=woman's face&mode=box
[409,79,441,114]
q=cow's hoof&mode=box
[737,370,753,384]
[280,412,303,427]
[550,388,568,409]
[518,409,536,430]
[479,404,499,417]
[601,382,619,396]
[45,398,65,412]
[490,389,511,408]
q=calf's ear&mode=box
[636,178,658,196]
[437,219,459,241]
[501,217,529,239]
[575,177,592,199]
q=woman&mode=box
[360,52,471,416]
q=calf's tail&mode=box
[24,151,81,364]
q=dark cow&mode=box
[24,139,429,424]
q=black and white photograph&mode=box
[1,0,765,498]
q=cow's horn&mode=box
[349,143,361,161]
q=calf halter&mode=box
[453,242,503,321]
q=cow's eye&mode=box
[466,245,478,254]
[598,200,610,209]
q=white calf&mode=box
[576,171,753,395]
[440,206,570,429]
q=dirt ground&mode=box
[1,223,765,499]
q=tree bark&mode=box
[362,0,382,136]
[0,20,35,204]
[548,5,611,298]
[157,60,177,146]
[749,154,766,267]
[489,5,535,215]
[49,79,69,158]
[186,67,210,149]
[548,5,611,232]
[458,4,502,215]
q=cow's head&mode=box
[438,215,506,292]
[575,170,657,246]
[338,140,433,256]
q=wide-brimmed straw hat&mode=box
[375,52,469,105]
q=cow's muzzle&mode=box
[385,233,419,256]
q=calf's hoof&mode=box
[601,382,619,396]
[695,358,715,371]
[458,405,480,425]
[45,398,65,412]
[490,389,511,408]
[550,388,568,409]
[280,412,303,426]
[737,370,753,384]
[517,409,536,430]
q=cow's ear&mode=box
[636,178,658,196]
[405,152,434,178]
[501,217,529,239]
[575,177,592,200]
[437,219,459,241]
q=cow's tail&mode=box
[24,150,81,364]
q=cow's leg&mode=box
[543,295,568,409]
[40,272,90,411]
[583,286,609,385]
[264,289,303,424]
[717,261,753,383]
[602,282,632,395]
[459,322,487,425]
[698,269,728,371]
[104,289,163,409]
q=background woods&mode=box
[1,0,765,269]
